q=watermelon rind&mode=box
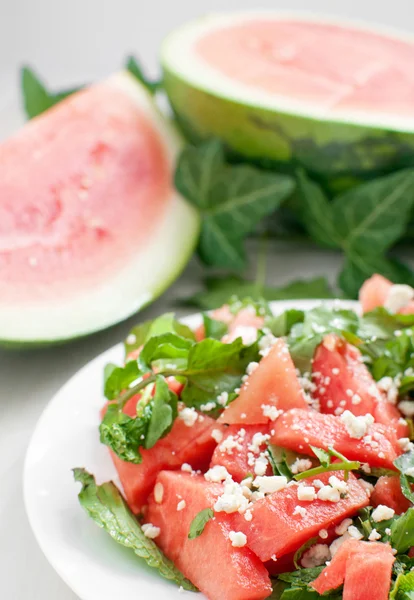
[0,72,200,347]
[161,12,414,189]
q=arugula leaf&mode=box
[175,140,295,269]
[394,452,414,504]
[203,314,228,340]
[184,276,334,310]
[125,313,195,357]
[104,361,141,400]
[125,55,160,94]
[390,571,414,600]
[73,469,196,591]
[188,508,214,539]
[21,65,81,119]
[391,508,414,553]
[267,444,294,479]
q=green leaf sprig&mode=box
[188,508,214,539]
[293,446,360,481]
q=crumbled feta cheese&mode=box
[261,404,282,421]
[398,438,414,453]
[229,531,247,548]
[248,433,270,454]
[347,525,363,540]
[244,509,253,522]
[313,479,325,489]
[335,518,353,536]
[205,465,230,483]
[329,476,348,494]
[385,528,391,536]
[398,400,414,417]
[293,505,308,517]
[368,528,381,541]
[217,391,229,407]
[154,483,164,504]
[219,435,243,455]
[142,523,160,539]
[254,476,288,495]
[211,428,224,443]
[126,333,136,345]
[332,368,340,375]
[254,455,269,476]
[178,407,198,427]
[246,362,259,375]
[290,458,313,475]
[330,532,351,556]
[405,467,414,477]
[214,480,250,514]
[352,394,362,405]
[361,463,371,474]
[181,463,193,473]
[359,480,374,496]
[384,284,414,314]
[301,544,331,568]
[317,485,340,503]
[377,376,399,404]
[319,529,329,539]
[340,410,374,439]
[297,484,317,501]
[177,500,186,511]
[372,505,395,522]
[200,401,217,412]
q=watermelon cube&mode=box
[371,475,412,514]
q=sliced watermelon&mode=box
[146,471,272,600]
[0,71,199,345]
[106,396,220,513]
[162,13,414,190]
[270,408,400,470]
[223,308,265,345]
[311,539,394,598]
[371,475,412,514]
[218,338,308,425]
[373,400,409,438]
[210,424,271,482]
[230,471,368,561]
[360,274,414,314]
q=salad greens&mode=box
[73,468,197,591]
[188,508,214,539]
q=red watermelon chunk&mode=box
[106,396,221,512]
[312,334,379,417]
[230,471,369,562]
[271,408,400,470]
[223,307,265,345]
[371,475,412,514]
[359,274,414,314]
[210,424,271,482]
[373,400,409,438]
[311,538,394,599]
[146,471,272,600]
[218,338,308,425]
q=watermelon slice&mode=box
[0,71,199,345]
[270,408,400,470]
[146,471,272,600]
[162,13,414,190]
[218,338,308,425]
[371,475,412,514]
[311,538,394,599]
[106,395,220,513]
[230,471,368,561]
[359,274,414,314]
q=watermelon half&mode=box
[0,71,199,346]
[162,12,414,189]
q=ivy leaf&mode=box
[125,55,160,94]
[188,508,214,539]
[21,65,80,119]
[175,140,295,269]
[73,469,197,591]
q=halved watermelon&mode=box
[106,395,220,513]
[311,538,394,599]
[218,338,308,425]
[371,475,412,514]
[271,408,400,470]
[146,471,272,600]
[230,471,368,561]
[0,71,199,345]
[162,13,414,190]
[360,274,414,314]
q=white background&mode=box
[1,1,414,599]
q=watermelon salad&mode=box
[74,274,414,600]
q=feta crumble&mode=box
[384,284,414,314]
[297,484,317,501]
[177,500,186,511]
[142,523,160,539]
[211,428,224,443]
[205,465,230,483]
[178,407,198,427]
[290,458,313,475]
[372,505,395,522]
[261,404,282,421]
[229,531,247,548]
[301,544,331,568]
[253,475,288,495]
[340,410,374,439]
[154,483,164,504]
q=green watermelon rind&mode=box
[0,72,200,348]
[161,12,414,189]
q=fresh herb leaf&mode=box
[104,361,141,400]
[394,452,414,504]
[125,313,195,357]
[267,444,294,479]
[391,508,414,553]
[294,447,359,481]
[293,538,319,569]
[138,333,194,371]
[266,309,305,337]
[73,468,197,591]
[203,314,228,340]
[21,65,81,119]
[188,508,214,539]
[278,567,325,587]
[175,139,295,270]
[390,571,414,600]
[125,55,160,94]
[310,446,330,468]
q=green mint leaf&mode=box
[145,376,178,449]
[138,333,194,372]
[188,508,214,539]
[73,469,197,591]
[203,314,228,340]
[394,452,414,504]
[125,313,195,357]
[266,309,305,337]
[125,55,160,94]
[21,65,81,119]
[359,308,414,341]
[267,444,294,479]
[280,589,325,600]
[175,139,295,270]
[390,571,414,600]
[184,276,334,311]
[310,446,331,468]
[104,361,141,400]
[278,567,324,586]
[391,508,414,553]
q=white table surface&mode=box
[1,1,414,598]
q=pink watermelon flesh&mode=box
[218,338,308,425]
[230,471,369,562]
[311,539,394,597]
[359,274,414,314]
[0,74,171,305]
[146,471,272,600]
[106,396,220,513]
[371,475,412,514]
[270,408,400,470]
[196,19,414,118]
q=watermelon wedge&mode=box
[162,13,414,190]
[146,471,272,600]
[0,71,199,345]
[359,274,414,313]
[371,475,412,514]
